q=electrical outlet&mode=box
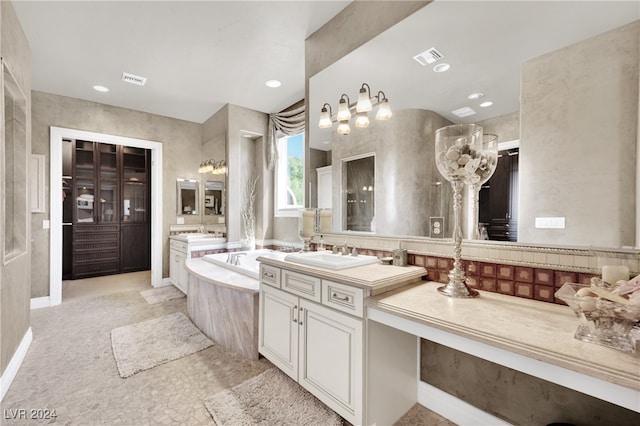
[177,217,185,225]
[430,217,444,238]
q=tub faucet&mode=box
[232,252,247,265]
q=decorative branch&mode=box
[240,176,260,247]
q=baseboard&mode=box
[0,327,33,402]
[30,296,50,310]
[157,277,173,288]
[417,380,510,425]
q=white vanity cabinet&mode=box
[169,234,227,295]
[169,239,189,294]
[259,267,364,425]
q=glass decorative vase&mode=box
[469,134,498,239]
[435,123,484,298]
[298,208,317,252]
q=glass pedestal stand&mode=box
[437,180,479,298]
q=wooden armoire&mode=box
[62,139,151,279]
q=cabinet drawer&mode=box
[260,264,281,288]
[170,239,188,252]
[282,270,321,303]
[321,280,364,318]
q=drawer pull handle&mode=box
[264,272,275,279]
[292,305,298,323]
[299,307,304,326]
[332,292,350,303]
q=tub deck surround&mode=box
[185,258,260,359]
[256,253,426,295]
[366,281,640,413]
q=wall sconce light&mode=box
[198,159,227,175]
[318,83,392,135]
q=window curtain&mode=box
[266,104,305,171]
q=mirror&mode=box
[310,2,639,248]
[343,154,375,232]
[204,180,224,216]
[2,59,28,260]
[176,178,199,215]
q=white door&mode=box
[259,285,300,380]
[298,299,363,425]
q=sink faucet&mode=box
[332,242,348,255]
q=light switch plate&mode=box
[535,217,565,229]
[42,219,50,229]
[177,217,185,225]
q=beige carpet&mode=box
[140,285,185,304]
[204,368,343,425]
[111,312,213,378]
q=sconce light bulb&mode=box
[375,99,392,120]
[356,86,372,113]
[337,120,351,135]
[355,111,370,128]
[336,97,352,121]
[318,107,333,128]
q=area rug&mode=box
[111,312,213,378]
[204,368,343,425]
[140,285,185,304]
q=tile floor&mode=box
[2,272,453,425]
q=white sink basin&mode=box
[284,251,379,270]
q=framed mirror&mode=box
[204,180,224,216]
[310,2,639,249]
[2,59,28,262]
[176,178,199,215]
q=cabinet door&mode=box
[259,285,299,381]
[299,299,363,425]
[169,249,180,286]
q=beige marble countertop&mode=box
[257,254,426,295]
[366,281,640,391]
[185,258,259,293]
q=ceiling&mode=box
[12,0,350,123]
[309,1,639,150]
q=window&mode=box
[275,133,305,216]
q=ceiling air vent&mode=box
[451,107,476,118]
[121,72,147,86]
[413,47,444,66]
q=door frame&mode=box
[49,126,163,305]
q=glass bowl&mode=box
[555,282,640,353]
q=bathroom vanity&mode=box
[258,253,640,425]
[257,255,425,426]
[168,233,226,294]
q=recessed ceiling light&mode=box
[93,85,109,92]
[451,106,476,118]
[480,101,493,108]
[433,63,450,73]
[468,92,484,100]
[265,80,281,88]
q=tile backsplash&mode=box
[316,233,639,305]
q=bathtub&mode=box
[184,249,283,360]
[202,249,278,279]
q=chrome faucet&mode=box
[232,252,247,265]
[332,242,348,255]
